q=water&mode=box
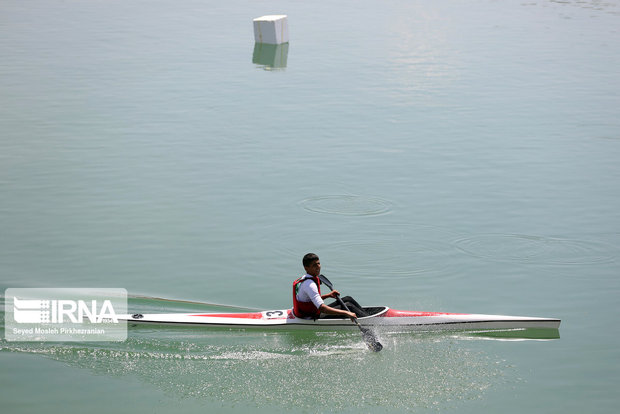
[1,0,619,412]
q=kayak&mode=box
[123,306,561,332]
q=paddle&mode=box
[318,274,383,352]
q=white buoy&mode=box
[253,15,289,44]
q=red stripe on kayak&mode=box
[190,313,264,319]
[382,309,466,317]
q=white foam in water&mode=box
[1,334,505,412]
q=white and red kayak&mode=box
[123,307,560,332]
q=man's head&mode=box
[303,253,321,277]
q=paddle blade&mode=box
[360,326,383,352]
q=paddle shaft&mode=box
[318,274,383,352]
[333,294,358,321]
[333,294,367,330]
[319,274,357,319]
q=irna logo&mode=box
[5,288,127,342]
[13,296,119,324]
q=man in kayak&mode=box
[293,253,367,320]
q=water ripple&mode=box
[323,239,454,278]
[264,223,460,279]
[453,234,618,265]
[299,195,393,216]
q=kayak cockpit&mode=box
[320,306,388,319]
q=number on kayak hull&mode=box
[262,310,286,319]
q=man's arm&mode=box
[320,290,340,300]
[318,303,356,321]
[302,282,355,320]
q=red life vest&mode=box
[292,275,322,318]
